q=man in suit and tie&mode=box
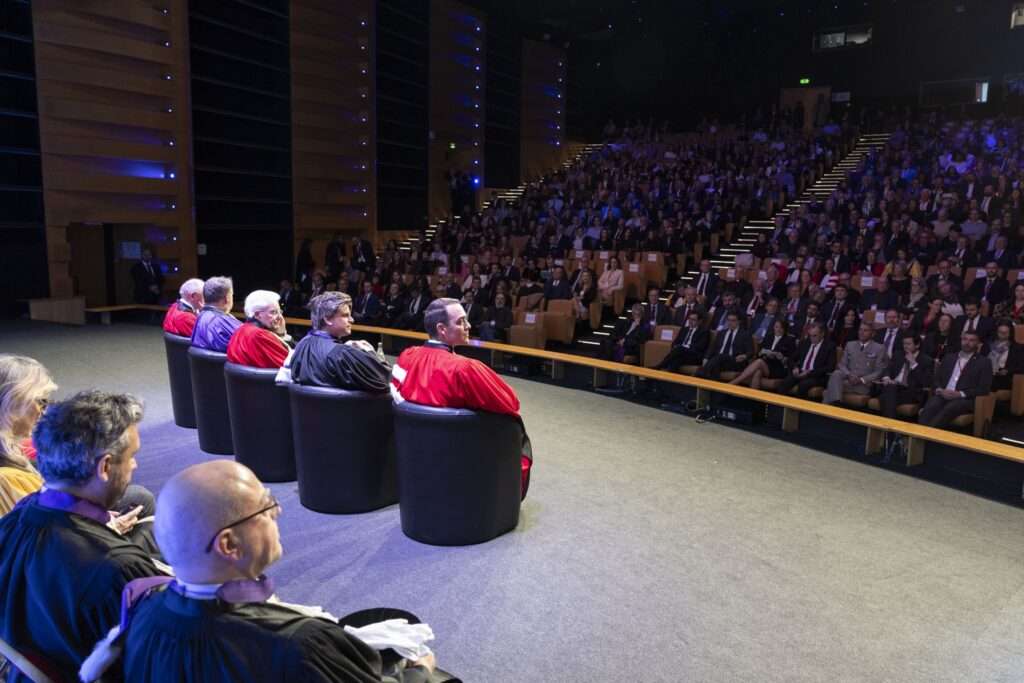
[657,310,710,372]
[876,335,933,419]
[697,312,752,380]
[782,283,806,326]
[824,322,888,404]
[693,259,719,301]
[860,276,901,312]
[954,298,994,344]
[821,284,854,332]
[926,259,963,298]
[642,287,669,331]
[397,285,430,330]
[918,330,992,428]
[543,266,572,302]
[352,280,382,324]
[874,309,905,359]
[131,248,164,304]
[278,279,303,317]
[984,236,1015,271]
[978,184,1001,219]
[749,298,780,343]
[966,261,1010,308]
[777,323,835,397]
[708,292,741,331]
[671,286,706,326]
[461,289,485,332]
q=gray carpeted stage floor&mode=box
[3,320,1024,682]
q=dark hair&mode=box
[309,292,352,330]
[33,390,144,485]
[424,297,459,338]
[203,276,232,305]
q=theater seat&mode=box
[188,347,234,455]
[949,394,996,437]
[841,393,871,409]
[393,401,521,545]
[510,311,546,349]
[759,378,783,391]
[544,299,575,344]
[288,384,398,514]
[163,332,197,429]
[643,325,680,368]
[224,363,296,482]
[866,397,920,418]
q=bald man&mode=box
[90,461,441,682]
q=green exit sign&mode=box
[799,77,811,85]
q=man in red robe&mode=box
[162,278,204,337]
[226,290,292,369]
[391,298,533,498]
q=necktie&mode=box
[827,305,837,328]
[885,329,894,354]
[685,328,695,347]
[984,280,992,298]
[860,344,866,354]
[698,273,707,295]
[969,318,976,333]
[803,343,818,371]
[722,330,734,356]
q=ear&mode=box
[95,453,114,483]
[212,530,244,562]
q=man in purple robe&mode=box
[190,276,242,352]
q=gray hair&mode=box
[0,355,57,471]
[203,276,233,305]
[33,390,144,486]
[424,298,458,338]
[309,291,352,330]
[244,290,280,318]
[179,278,204,299]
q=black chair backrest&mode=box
[163,332,197,429]
[187,347,234,455]
[224,363,296,482]
[288,383,398,513]
[393,401,521,545]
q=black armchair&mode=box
[163,332,196,428]
[187,347,234,455]
[224,363,296,482]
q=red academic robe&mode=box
[226,323,290,369]
[391,341,532,497]
[162,301,197,337]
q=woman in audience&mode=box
[728,319,795,390]
[994,282,1024,325]
[462,262,486,292]
[596,229,613,251]
[922,313,956,362]
[989,321,1023,391]
[598,256,624,306]
[833,308,860,347]
[798,269,814,298]
[888,261,912,299]
[609,303,650,363]
[572,270,597,322]
[0,355,56,514]
[912,297,945,338]
[904,277,929,314]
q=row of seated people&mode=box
[0,372,446,680]
[165,274,533,497]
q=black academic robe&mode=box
[122,589,430,683]
[0,494,160,682]
[290,332,390,393]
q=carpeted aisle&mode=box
[3,320,1024,682]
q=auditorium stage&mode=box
[4,320,1024,682]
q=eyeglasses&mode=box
[205,491,280,553]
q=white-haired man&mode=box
[226,290,292,368]
[162,278,204,337]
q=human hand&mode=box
[345,339,376,354]
[409,652,436,673]
[108,505,143,535]
[735,354,747,363]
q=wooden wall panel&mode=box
[521,39,569,183]
[428,0,485,220]
[291,0,375,270]
[32,0,196,303]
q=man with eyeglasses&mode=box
[0,391,165,682]
[83,460,444,682]
[226,290,294,369]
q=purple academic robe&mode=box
[190,306,242,352]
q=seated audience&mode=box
[875,309,906,359]
[697,312,752,381]
[191,276,242,352]
[162,278,204,337]
[922,313,958,361]
[954,298,994,344]
[875,335,933,419]
[989,321,1023,391]
[918,331,993,428]
[396,285,430,330]
[656,310,710,372]
[608,304,650,363]
[478,292,513,342]
[289,292,390,393]
[729,318,796,390]
[0,391,163,680]
[226,290,292,369]
[543,266,572,301]
[353,280,383,324]
[994,282,1024,324]
[831,307,861,347]
[824,322,888,405]
[391,298,533,498]
[0,355,57,515]
[692,259,719,300]
[642,287,669,331]
[777,323,836,397]
[967,262,1010,309]
[597,257,624,305]
[860,276,900,313]
[572,270,597,323]
[85,460,441,682]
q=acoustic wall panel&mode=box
[521,39,567,183]
[484,17,520,191]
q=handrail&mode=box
[86,304,1023,464]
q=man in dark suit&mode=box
[860,276,901,312]
[350,235,376,272]
[693,259,719,301]
[352,280,382,324]
[874,308,906,359]
[749,298,780,343]
[953,298,994,344]
[777,323,835,397]
[130,248,164,304]
[657,310,710,372]
[984,236,1015,271]
[501,256,521,283]
[821,284,854,332]
[543,266,572,301]
[926,260,963,298]
[671,286,706,326]
[966,262,1010,309]
[918,330,992,428]
[697,312,752,380]
[396,286,430,330]
[462,290,485,332]
[642,287,669,331]
[278,279,303,317]
[876,335,933,418]
[763,266,787,301]
[708,292,742,332]
[781,283,806,326]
